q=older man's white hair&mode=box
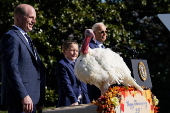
[92,22,106,31]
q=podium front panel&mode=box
[125,59,152,88]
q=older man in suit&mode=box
[89,22,107,49]
[0,4,45,113]
[87,22,107,102]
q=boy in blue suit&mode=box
[55,40,90,107]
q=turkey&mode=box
[74,29,143,95]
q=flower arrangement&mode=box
[152,94,159,113]
[92,86,159,113]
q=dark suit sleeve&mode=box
[80,82,90,104]
[56,62,78,103]
[0,34,28,99]
[36,60,46,106]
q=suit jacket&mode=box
[87,39,105,101]
[89,39,100,49]
[0,26,46,106]
[55,57,90,107]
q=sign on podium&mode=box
[125,59,152,89]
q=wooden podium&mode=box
[125,59,152,88]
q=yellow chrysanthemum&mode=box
[110,97,119,106]
[153,96,159,106]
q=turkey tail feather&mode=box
[126,78,143,91]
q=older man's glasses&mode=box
[99,30,108,34]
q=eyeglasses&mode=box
[99,30,108,34]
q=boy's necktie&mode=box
[71,62,75,68]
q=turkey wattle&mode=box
[74,29,143,95]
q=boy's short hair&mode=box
[62,40,78,51]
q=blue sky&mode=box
[102,0,105,3]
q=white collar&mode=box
[65,58,75,64]
[93,39,103,48]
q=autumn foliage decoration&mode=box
[92,86,159,113]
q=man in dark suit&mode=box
[0,4,46,113]
[55,40,90,107]
[87,22,107,102]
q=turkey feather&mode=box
[74,29,143,95]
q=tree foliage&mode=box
[0,0,170,111]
